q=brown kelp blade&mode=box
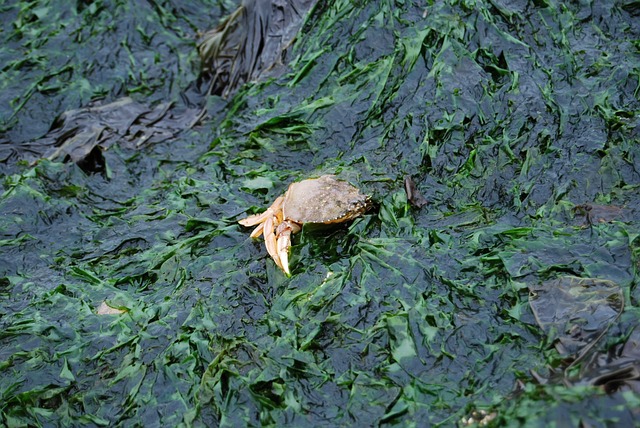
[198,0,319,98]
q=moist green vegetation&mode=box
[1,0,640,426]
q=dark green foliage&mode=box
[1,0,639,426]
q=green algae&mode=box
[1,0,639,426]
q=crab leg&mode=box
[238,196,288,270]
[263,214,284,271]
[238,196,284,228]
[249,222,264,238]
[275,221,301,276]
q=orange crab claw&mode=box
[275,221,301,276]
[263,215,283,270]
[238,196,286,270]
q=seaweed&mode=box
[1,0,639,426]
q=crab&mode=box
[238,175,370,275]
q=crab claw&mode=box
[263,215,281,269]
[275,221,301,276]
[238,196,287,271]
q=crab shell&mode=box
[238,175,370,275]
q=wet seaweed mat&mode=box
[1,0,640,426]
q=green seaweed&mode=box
[1,0,640,426]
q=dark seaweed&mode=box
[1,0,639,426]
